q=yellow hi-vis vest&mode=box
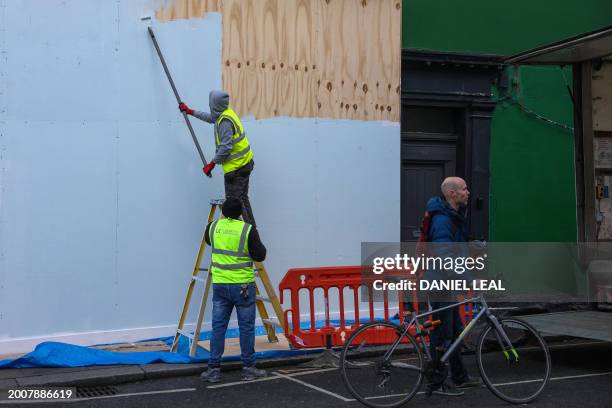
[210,218,255,284]
[216,108,254,174]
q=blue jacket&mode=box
[423,196,471,281]
[426,196,467,243]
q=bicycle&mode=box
[340,293,551,407]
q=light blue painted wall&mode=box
[0,0,399,345]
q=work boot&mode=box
[454,375,482,389]
[241,366,268,381]
[431,381,465,396]
[200,367,221,383]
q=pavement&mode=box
[0,340,610,407]
[0,349,320,389]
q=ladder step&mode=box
[192,276,206,283]
[256,295,271,303]
[197,268,209,272]
[262,318,283,328]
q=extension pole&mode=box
[147,26,210,175]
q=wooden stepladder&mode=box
[170,199,285,357]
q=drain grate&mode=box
[76,385,118,398]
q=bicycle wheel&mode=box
[340,321,424,408]
[476,317,551,404]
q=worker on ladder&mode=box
[179,91,258,227]
[199,197,268,383]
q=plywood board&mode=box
[198,334,291,354]
[155,0,401,122]
[317,0,401,122]
[155,0,222,21]
[93,341,170,353]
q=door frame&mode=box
[401,49,503,240]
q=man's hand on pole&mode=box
[203,162,216,177]
[179,102,194,115]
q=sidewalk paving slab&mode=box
[0,366,101,380]
[15,366,145,387]
[141,363,206,380]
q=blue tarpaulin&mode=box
[0,342,201,368]
[0,320,361,369]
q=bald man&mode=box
[440,177,470,211]
[423,177,480,396]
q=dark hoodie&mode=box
[192,90,234,165]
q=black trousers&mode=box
[224,160,256,227]
[429,301,469,384]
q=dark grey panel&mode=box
[401,142,456,241]
[468,108,492,240]
[403,107,457,134]
[403,67,495,98]
[402,164,445,241]
[402,142,457,162]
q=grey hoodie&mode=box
[192,90,233,165]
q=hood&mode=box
[425,196,465,223]
[209,90,229,119]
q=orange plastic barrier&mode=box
[279,266,421,349]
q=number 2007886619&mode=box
[4,388,76,400]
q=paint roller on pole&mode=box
[145,23,211,177]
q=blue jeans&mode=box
[429,301,469,384]
[208,282,256,367]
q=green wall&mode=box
[403,0,612,241]
[402,0,612,55]
[490,66,576,241]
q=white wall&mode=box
[0,0,399,353]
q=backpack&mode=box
[414,211,433,262]
[400,210,459,315]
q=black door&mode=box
[401,107,459,241]
[400,50,501,242]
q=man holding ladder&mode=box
[199,197,268,383]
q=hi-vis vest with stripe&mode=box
[210,218,254,284]
[216,108,254,174]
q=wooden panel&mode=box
[155,0,400,122]
[198,334,291,353]
[220,0,318,119]
[317,0,400,122]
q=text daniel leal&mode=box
[372,279,506,291]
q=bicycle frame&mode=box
[383,294,518,364]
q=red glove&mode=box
[179,102,194,115]
[203,162,216,176]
